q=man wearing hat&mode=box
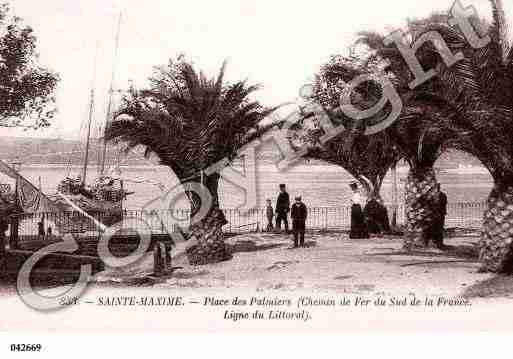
[275,184,290,233]
[291,195,308,247]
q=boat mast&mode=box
[99,12,122,176]
[81,46,99,186]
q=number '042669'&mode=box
[10,344,42,352]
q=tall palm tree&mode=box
[105,58,276,265]
[407,0,513,272]
[388,98,459,248]
[309,51,459,248]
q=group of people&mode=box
[348,181,390,239]
[265,181,448,246]
[37,219,52,238]
[266,184,307,248]
[349,181,448,245]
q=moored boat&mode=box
[55,13,131,227]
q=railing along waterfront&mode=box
[12,202,486,240]
[222,202,485,232]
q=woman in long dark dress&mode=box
[349,182,369,239]
[364,198,391,235]
[364,198,381,234]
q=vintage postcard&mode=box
[2,0,513,344]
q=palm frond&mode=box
[106,57,278,179]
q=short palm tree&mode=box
[408,0,513,272]
[297,55,401,201]
[105,58,276,265]
[305,132,399,201]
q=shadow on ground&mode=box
[227,240,283,254]
[364,244,479,261]
[0,251,104,294]
[283,241,318,250]
[0,264,87,295]
[266,260,300,271]
[463,275,513,299]
[172,269,210,279]
[357,243,480,270]
[302,241,317,248]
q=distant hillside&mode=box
[0,136,484,168]
[0,136,152,166]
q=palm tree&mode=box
[105,58,276,265]
[309,54,403,200]
[406,0,513,272]
[305,131,399,201]
[308,51,459,248]
[388,98,460,248]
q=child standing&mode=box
[266,199,274,232]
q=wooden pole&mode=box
[81,46,99,186]
[100,12,123,176]
[391,163,398,228]
[10,170,20,249]
[120,179,124,209]
[0,223,6,258]
[9,215,19,250]
[153,242,166,276]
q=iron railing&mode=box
[12,202,487,240]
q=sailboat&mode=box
[54,14,130,225]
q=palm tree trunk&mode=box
[366,176,385,202]
[184,173,232,266]
[403,166,440,250]
[479,184,513,273]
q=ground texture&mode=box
[91,231,495,297]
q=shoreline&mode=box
[16,163,491,175]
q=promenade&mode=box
[93,230,493,297]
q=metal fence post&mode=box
[9,215,19,250]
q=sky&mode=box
[2,0,508,140]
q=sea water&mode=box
[6,164,494,210]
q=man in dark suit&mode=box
[291,196,308,247]
[275,184,290,233]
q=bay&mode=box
[9,164,494,210]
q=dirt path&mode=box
[120,231,492,297]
